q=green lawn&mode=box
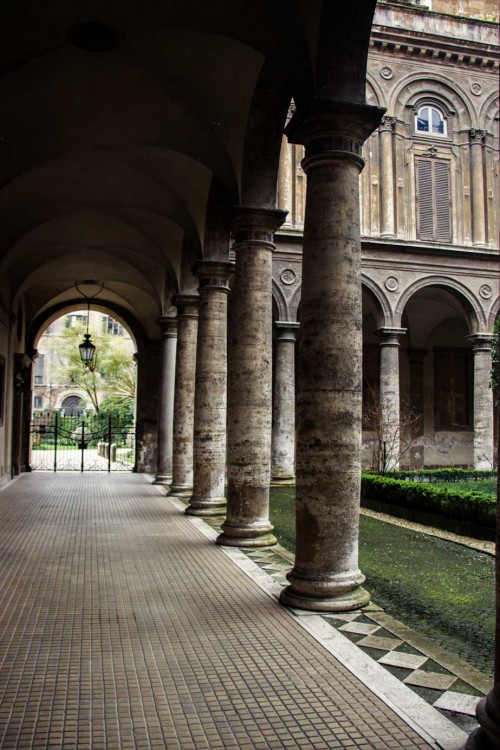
[270,484,495,675]
[430,479,497,496]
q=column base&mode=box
[216,521,277,548]
[271,474,295,485]
[185,497,226,517]
[279,568,370,612]
[152,473,172,485]
[168,483,193,498]
[466,698,500,750]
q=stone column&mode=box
[379,116,397,239]
[135,342,162,473]
[153,317,177,485]
[271,321,299,481]
[467,357,500,750]
[217,207,286,547]
[186,261,234,516]
[467,334,494,471]
[377,328,406,472]
[470,129,487,248]
[168,294,199,497]
[279,99,384,611]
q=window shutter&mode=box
[434,160,451,242]
[416,159,434,240]
[416,158,452,242]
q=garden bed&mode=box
[361,472,497,541]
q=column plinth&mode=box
[217,207,287,548]
[271,321,299,482]
[279,99,384,611]
[168,294,199,497]
[153,316,177,485]
[376,327,406,472]
[186,261,234,516]
[467,334,494,471]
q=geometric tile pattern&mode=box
[0,473,434,750]
[243,546,488,735]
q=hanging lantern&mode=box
[78,332,96,368]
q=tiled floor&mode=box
[0,473,474,749]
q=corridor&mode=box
[0,474,463,749]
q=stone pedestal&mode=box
[153,317,177,485]
[376,328,406,472]
[186,261,234,516]
[379,116,396,239]
[468,334,494,471]
[217,207,286,547]
[168,295,199,497]
[271,321,299,481]
[470,130,487,248]
[279,99,384,611]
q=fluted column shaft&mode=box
[468,334,494,471]
[186,261,234,516]
[168,295,199,497]
[470,129,487,248]
[271,322,299,481]
[154,317,177,484]
[379,116,397,239]
[217,207,286,547]
[377,328,406,472]
[279,99,384,611]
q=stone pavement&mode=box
[0,473,473,750]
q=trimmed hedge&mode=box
[387,468,497,483]
[361,472,496,529]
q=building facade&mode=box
[273,0,499,473]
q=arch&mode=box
[389,72,474,131]
[272,280,288,321]
[361,275,393,328]
[365,73,384,109]
[288,282,302,323]
[395,277,485,333]
[488,297,500,330]
[480,91,500,134]
[29,300,148,359]
[60,394,87,417]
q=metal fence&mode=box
[30,412,136,471]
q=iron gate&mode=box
[30,412,136,471]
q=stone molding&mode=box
[285,99,385,172]
[466,333,493,351]
[157,316,178,338]
[231,207,287,246]
[379,115,397,132]
[470,129,486,144]
[171,294,199,319]
[275,321,300,342]
[192,260,234,294]
[376,327,407,346]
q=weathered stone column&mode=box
[379,116,397,239]
[470,129,487,248]
[135,342,161,473]
[279,99,384,611]
[271,321,299,481]
[217,207,286,547]
[377,328,406,472]
[186,261,234,516]
[153,316,177,485]
[467,357,500,750]
[467,334,494,471]
[168,294,199,497]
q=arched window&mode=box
[61,395,86,417]
[415,105,446,136]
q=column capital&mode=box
[275,321,300,342]
[467,333,493,351]
[285,99,385,172]
[171,294,199,318]
[470,129,486,144]
[379,115,397,133]
[192,260,235,294]
[376,327,407,346]
[231,207,287,245]
[157,316,178,338]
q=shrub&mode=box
[388,468,497,483]
[361,472,496,529]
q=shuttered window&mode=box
[416,158,452,242]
